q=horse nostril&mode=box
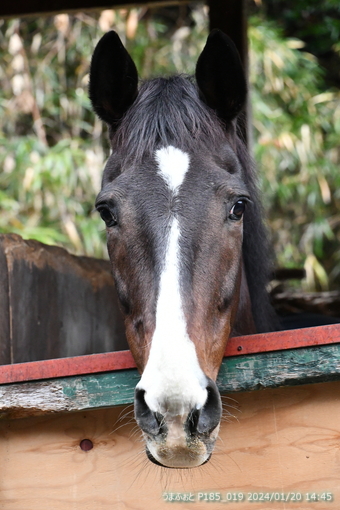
[185,380,222,437]
[186,409,200,436]
[196,379,222,435]
[154,412,164,428]
[134,388,165,436]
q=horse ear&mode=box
[89,31,138,126]
[195,29,247,123]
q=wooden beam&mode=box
[0,0,186,18]
[1,323,340,385]
[2,340,340,419]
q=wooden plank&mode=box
[0,381,339,509]
[217,343,340,393]
[1,323,340,385]
[273,289,340,318]
[0,0,186,18]
[2,342,340,419]
[229,323,340,355]
[0,239,11,365]
[0,370,140,419]
[0,234,127,364]
[0,350,136,385]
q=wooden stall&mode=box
[1,2,340,509]
[1,324,340,509]
[0,234,127,365]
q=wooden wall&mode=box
[0,234,127,365]
[1,381,339,509]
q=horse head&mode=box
[89,30,274,468]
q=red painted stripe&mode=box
[0,350,136,385]
[0,323,339,385]
[226,323,340,356]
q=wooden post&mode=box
[0,244,11,365]
[207,0,247,68]
[207,0,249,144]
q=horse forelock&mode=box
[112,75,226,164]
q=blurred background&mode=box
[0,0,339,296]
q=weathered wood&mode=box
[271,267,306,281]
[0,0,187,18]
[2,341,340,419]
[0,350,136,384]
[0,243,11,365]
[272,290,340,318]
[1,323,340,385]
[0,381,339,509]
[217,343,340,392]
[0,234,127,364]
[0,371,139,419]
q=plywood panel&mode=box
[1,381,340,509]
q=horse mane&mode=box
[236,128,279,332]
[112,75,278,333]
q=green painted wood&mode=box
[1,343,340,418]
[55,344,340,408]
[61,369,140,408]
[61,344,340,409]
[216,343,340,393]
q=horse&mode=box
[89,29,277,469]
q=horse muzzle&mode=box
[134,379,222,468]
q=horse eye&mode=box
[229,200,247,221]
[98,207,118,227]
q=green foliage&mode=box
[0,8,339,289]
[261,0,340,57]
[0,14,112,256]
[249,19,340,289]
[0,135,106,254]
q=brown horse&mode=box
[89,30,277,468]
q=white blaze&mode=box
[137,146,207,417]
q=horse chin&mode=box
[146,446,212,469]
[145,443,211,469]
